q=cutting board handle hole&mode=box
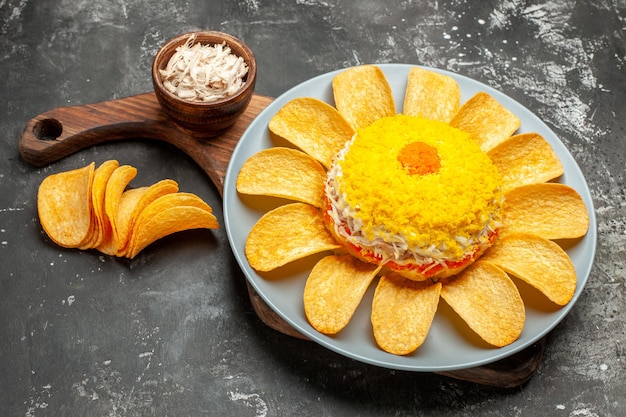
[33,118,63,141]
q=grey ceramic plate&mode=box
[223,64,596,372]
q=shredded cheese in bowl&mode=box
[159,34,249,103]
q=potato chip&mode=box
[332,65,395,131]
[86,160,119,249]
[481,233,577,305]
[236,147,326,208]
[126,191,217,258]
[128,192,213,239]
[371,274,442,355]
[304,255,381,334]
[37,162,95,248]
[127,206,218,259]
[141,192,213,213]
[76,164,100,250]
[268,97,354,168]
[403,67,461,122]
[115,179,179,256]
[450,92,521,152]
[487,133,564,192]
[97,165,137,255]
[503,183,589,240]
[245,203,341,272]
[115,187,149,253]
[77,205,98,250]
[440,261,525,347]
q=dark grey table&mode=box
[1,1,624,416]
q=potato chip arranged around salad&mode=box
[237,65,590,355]
[38,160,218,258]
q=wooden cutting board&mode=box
[19,92,545,388]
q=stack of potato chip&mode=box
[37,160,218,258]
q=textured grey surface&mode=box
[1,0,625,416]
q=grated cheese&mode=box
[159,34,249,102]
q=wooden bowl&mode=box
[152,31,257,137]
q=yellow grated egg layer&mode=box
[337,114,503,259]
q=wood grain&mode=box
[19,92,273,196]
[19,92,544,387]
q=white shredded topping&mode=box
[159,34,249,102]
[324,137,501,270]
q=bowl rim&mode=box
[152,30,257,107]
